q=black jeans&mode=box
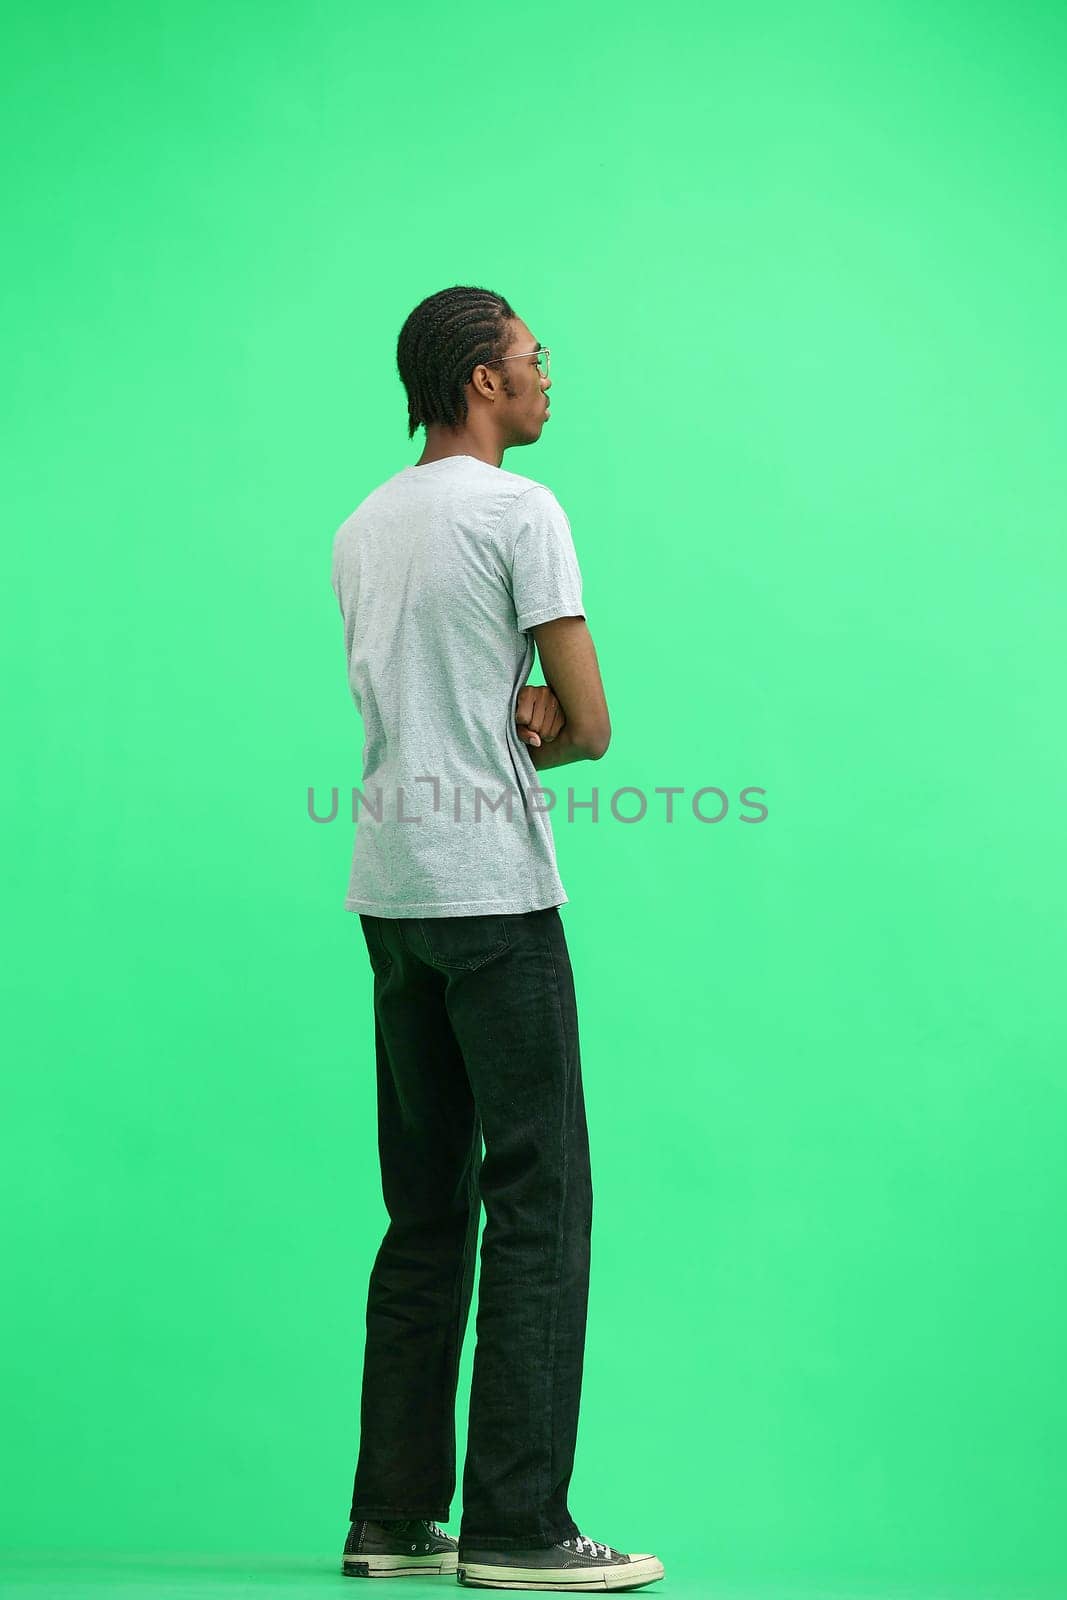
[348,906,592,1552]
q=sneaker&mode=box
[456,1531,665,1590]
[341,1516,459,1578]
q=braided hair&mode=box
[397,285,517,440]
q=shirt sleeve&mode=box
[504,485,586,633]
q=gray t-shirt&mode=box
[330,454,586,917]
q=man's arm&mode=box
[524,616,611,771]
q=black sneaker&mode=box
[341,1516,459,1578]
[457,1531,665,1590]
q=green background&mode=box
[3,1,1065,1596]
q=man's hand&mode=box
[515,683,565,748]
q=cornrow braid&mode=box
[396,285,517,440]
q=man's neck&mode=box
[416,431,503,469]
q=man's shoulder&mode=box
[492,462,549,493]
[488,468,568,542]
[332,461,562,550]
[492,463,560,503]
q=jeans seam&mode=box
[440,1113,481,1502]
[539,914,570,1546]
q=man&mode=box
[330,285,664,1590]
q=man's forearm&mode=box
[525,723,602,771]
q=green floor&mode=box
[1,1555,1064,1600]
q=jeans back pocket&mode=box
[418,914,511,972]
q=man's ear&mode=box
[469,364,500,403]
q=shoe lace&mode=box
[571,1532,616,1559]
[424,1519,447,1539]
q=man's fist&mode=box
[515,684,565,748]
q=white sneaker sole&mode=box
[342,1551,459,1577]
[456,1553,665,1590]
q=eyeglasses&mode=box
[479,346,551,379]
